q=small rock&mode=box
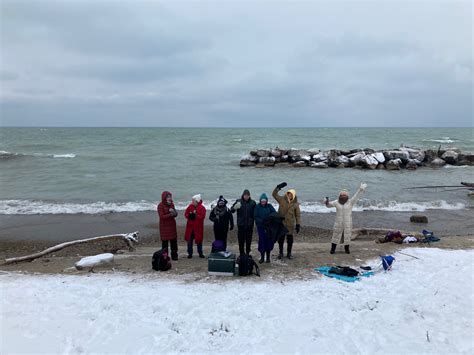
[309,161,328,168]
[293,161,307,167]
[258,156,276,167]
[256,149,271,157]
[406,159,418,170]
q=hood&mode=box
[259,193,268,202]
[192,194,202,203]
[241,189,251,199]
[286,189,297,201]
[161,191,172,203]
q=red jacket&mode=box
[157,191,178,241]
[184,201,206,244]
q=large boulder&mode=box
[385,159,402,170]
[383,150,410,162]
[441,150,459,165]
[406,159,418,170]
[258,156,276,167]
[270,148,283,158]
[309,161,328,168]
[293,161,308,167]
[335,155,351,167]
[423,149,439,163]
[240,157,257,167]
[279,155,289,162]
[313,151,328,162]
[430,158,446,168]
[256,149,271,158]
[349,153,365,166]
[401,147,425,162]
[307,148,320,156]
[372,152,385,164]
[360,154,379,169]
[457,151,474,166]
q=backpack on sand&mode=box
[152,248,172,271]
[237,255,260,277]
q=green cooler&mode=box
[208,252,236,276]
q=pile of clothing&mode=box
[376,230,440,244]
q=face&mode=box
[218,201,225,208]
[243,194,250,201]
[286,192,294,202]
[166,195,172,204]
[260,199,267,206]
[192,199,198,207]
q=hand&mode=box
[234,202,241,210]
[323,197,329,204]
[360,183,367,191]
[276,182,287,190]
[188,212,196,220]
[169,208,177,217]
[296,224,301,234]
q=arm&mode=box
[272,187,284,203]
[295,204,301,226]
[350,183,367,205]
[209,208,216,222]
[229,211,234,230]
[230,200,238,213]
[254,207,262,226]
[184,206,191,219]
[325,200,336,208]
[158,204,173,220]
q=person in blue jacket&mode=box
[254,193,276,263]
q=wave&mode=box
[0,199,468,215]
[0,151,76,160]
[423,137,458,144]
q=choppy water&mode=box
[0,127,472,214]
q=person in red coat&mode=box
[157,191,178,260]
[184,194,206,258]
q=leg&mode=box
[287,234,294,259]
[170,239,178,260]
[265,250,271,263]
[187,233,194,258]
[344,228,351,254]
[237,227,245,255]
[330,243,337,254]
[162,240,169,251]
[245,227,253,255]
[277,234,286,259]
[197,243,204,258]
[259,252,265,263]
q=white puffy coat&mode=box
[327,186,365,245]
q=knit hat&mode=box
[192,194,202,202]
[339,189,349,196]
[217,195,227,206]
[259,193,268,202]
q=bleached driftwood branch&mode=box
[3,232,139,265]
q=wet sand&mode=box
[0,210,473,279]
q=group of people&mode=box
[157,182,367,263]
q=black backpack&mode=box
[237,255,260,277]
[152,248,172,271]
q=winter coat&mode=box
[272,187,301,233]
[209,206,234,233]
[184,201,206,244]
[326,186,364,245]
[231,196,256,228]
[254,202,276,228]
[157,191,178,241]
[263,212,289,245]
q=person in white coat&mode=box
[325,183,367,254]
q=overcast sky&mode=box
[0,0,472,127]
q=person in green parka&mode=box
[254,193,277,263]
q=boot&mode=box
[266,251,271,263]
[278,245,283,259]
[187,254,192,259]
[259,253,265,264]
[330,243,337,254]
[345,245,350,254]
[199,253,205,259]
[287,243,293,260]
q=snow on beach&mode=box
[1,248,473,354]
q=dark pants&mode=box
[187,232,203,256]
[278,234,293,255]
[214,229,228,251]
[162,239,178,259]
[238,225,253,255]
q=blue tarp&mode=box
[315,266,374,282]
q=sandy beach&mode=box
[1,210,472,279]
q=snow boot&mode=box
[266,251,271,263]
[330,243,337,254]
[344,245,350,254]
[199,253,205,259]
[187,254,192,259]
[259,253,265,264]
[287,243,293,259]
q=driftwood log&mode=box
[3,232,139,265]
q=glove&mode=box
[233,202,241,210]
[188,212,196,220]
[360,183,367,191]
[296,224,301,234]
[276,182,287,190]
[169,208,177,217]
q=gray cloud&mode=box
[1,0,472,127]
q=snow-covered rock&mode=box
[309,161,328,168]
[430,158,446,168]
[360,154,378,169]
[386,158,402,170]
[441,151,459,165]
[258,156,276,167]
[372,152,385,164]
[75,253,114,270]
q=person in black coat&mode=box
[209,196,234,251]
[231,189,256,256]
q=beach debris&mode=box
[3,232,139,265]
[410,215,429,223]
[75,253,114,271]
